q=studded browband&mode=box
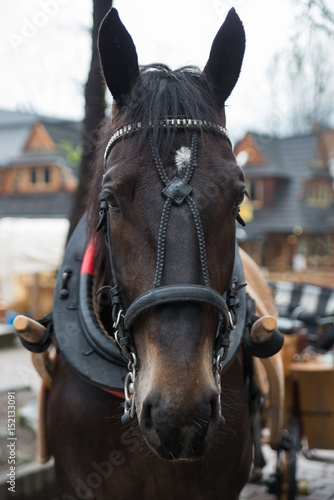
[104,118,230,169]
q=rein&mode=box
[96,118,245,425]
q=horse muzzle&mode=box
[138,386,220,461]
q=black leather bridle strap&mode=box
[98,121,235,367]
[124,284,230,331]
[149,132,211,288]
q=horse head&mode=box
[92,7,246,461]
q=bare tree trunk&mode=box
[67,0,111,240]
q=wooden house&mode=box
[0,109,80,317]
[0,109,79,218]
[235,127,334,286]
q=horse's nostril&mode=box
[218,414,226,427]
[144,419,153,431]
[141,402,155,432]
[139,391,221,460]
[209,391,225,427]
[209,393,219,419]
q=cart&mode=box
[266,281,334,499]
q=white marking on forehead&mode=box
[175,146,191,173]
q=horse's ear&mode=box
[204,8,245,108]
[98,8,139,107]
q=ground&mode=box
[0,388,37,473]
[0,341,333,499]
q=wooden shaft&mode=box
[31,353,52,389]
[13,315,46,343]
[250,315,277,344]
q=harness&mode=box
[46,118,282,426]
[52,213,247,414]
[94,119,247,423]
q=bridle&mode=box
[96,118,245,425]
[103,118,231,162]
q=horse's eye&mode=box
[235,189,249,207]
[108,194,119,211]
[233,191,245,213]
[102,190,119,211]
[236,192,245,207]
[232,190,246,218]
[233,189,248,226]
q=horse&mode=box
[41,7,283,500]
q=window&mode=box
[305,181,332,208]
[31,169,37,184]
[44,167,50,184]
[247,179,264,209]
[12,174,21,192]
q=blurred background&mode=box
[0,2,334,498]
[0,0,333,321]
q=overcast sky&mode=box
[0,0,306,140]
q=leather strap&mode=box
[124,284,229,331]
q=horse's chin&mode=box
[145,441,208,462]
[140,424,216,462]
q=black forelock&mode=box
[121,64,222,146]
[87,64,224,241]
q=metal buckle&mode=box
[113,308,124,330]
[228,311,236,330]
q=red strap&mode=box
[81,238,96,275]
[102,388,125,399]
[81,238,125,399]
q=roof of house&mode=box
[235,130,334,239]
[0,109,81,168]
[0,109,80,219]
[0,192,74,218]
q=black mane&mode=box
[121,64,223,145]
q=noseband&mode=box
[96,119,243,424]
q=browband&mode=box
[104,118,229,168]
